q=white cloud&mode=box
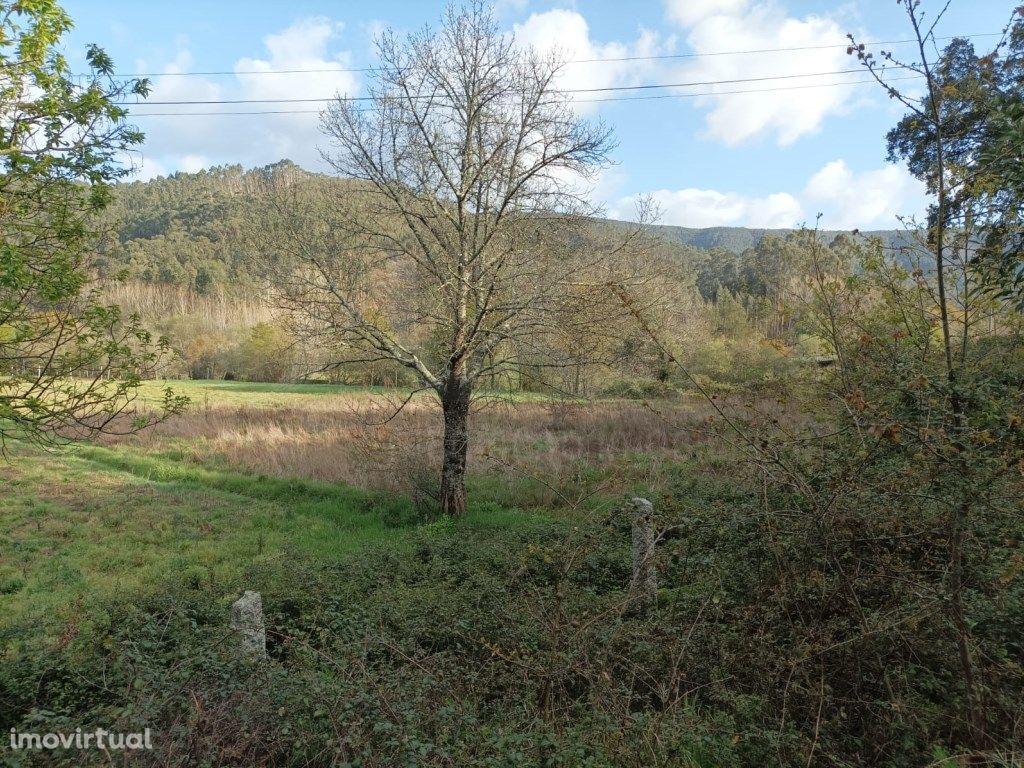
[667,0,748,27]
[135,10,664,173]
[607,159,926,230]
[134,18,358,174]
[178,154,209,173]
[748,192,805,227]
[135,50,225,160]
[664,0,860,145]
[234,18,359,166]
[512,9,667,114]
[495,0,530,14]
[803,159,925,229]
[126,153,168,182]
[610,187,802,228]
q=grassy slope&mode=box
[0,380,541,643]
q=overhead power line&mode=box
[126,73,924,116]
[120,66,909,106]
[568,32,1000,63]
[105,32,1001,78]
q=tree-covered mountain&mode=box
[647,223,908,253]
[96,159,888,388]
[100,160,908,300]
[97,159,315,292]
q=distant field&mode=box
[135,378,554,407]
[135,378,392,407]
[122,378,738,505]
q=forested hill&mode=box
[648,223,906,253]
[99,159,904,297]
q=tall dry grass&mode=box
[107,391,804,507]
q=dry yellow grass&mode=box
[105,381,805,507]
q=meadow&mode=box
[4,380,781,766]
[118,380,737,501]
[5,375,1021,767]
[1,379,737,642]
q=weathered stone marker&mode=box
[231,590,267,658]
[629,497,657,611]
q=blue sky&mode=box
[61,0,1013,230]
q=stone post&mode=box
[231,590,267,658]
[629,497,657,612]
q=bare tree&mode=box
[264,2,634,514]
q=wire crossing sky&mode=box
[61,0,1015,231]
[98,32,1000,77]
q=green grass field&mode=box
[135,377,560,408]
[135,378,391,407]
[0,379,547,644]
[0,379,734,765]
[6,382,1015,765]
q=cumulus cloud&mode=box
[664,0,860,145]
[133,17,358,174]
[667,0,749,27]
[608,159,925,231]
[234,18,359,163]
[178,154,210,173]
[803,159,925,229]
[610,187,802,228]
[512,9,667,114]
[136,10,665,173]
[125,153,169,182]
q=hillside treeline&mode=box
[100,161,861,393]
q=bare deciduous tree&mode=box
[263,2,642,514]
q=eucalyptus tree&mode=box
[0,0,185,448]
[270,2,643,514]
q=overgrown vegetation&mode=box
[3,0,1024,765]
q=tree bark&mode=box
[440,376,471,516]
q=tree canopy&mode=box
[0,0,184,446]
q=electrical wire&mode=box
[102,32,1002,78]
[119,66,914,106]
[125,73,924,116]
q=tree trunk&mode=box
[440,377,470,516]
